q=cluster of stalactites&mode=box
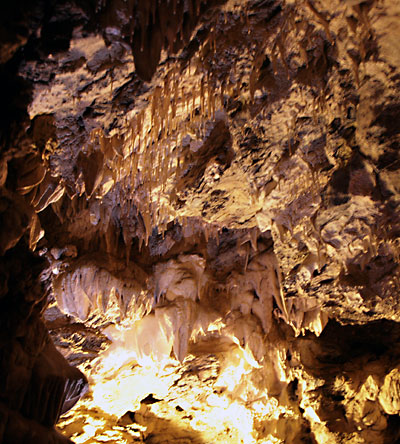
[19,0,347,255]
[15,0,367,260]
[86,61,227,248]
[52,255,151,325]
[130,0,226,81]
[86,0,343,248]
[52,235,328,365]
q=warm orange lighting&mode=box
[57,306,295,443]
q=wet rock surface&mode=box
[0,0,400,442]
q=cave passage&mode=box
[1,0,400,443]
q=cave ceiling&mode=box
[0,0,400,443]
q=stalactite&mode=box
[207,74,212,119]
[151,86,161,129]
[172,78,178,130]
[142,209,151,246]
[200,75,205,116]
[136,111,143,147]
[220,81,225,108]
[209,79,216,119]
[305,0,332,43]
[270,45,279,75]
[154,113,161,146]
[349,54,360,87]
[277,33,290,78]
[299,42,308,67]
[163,72,171,135]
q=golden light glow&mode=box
[57,307,301,443]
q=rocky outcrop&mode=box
[0,247,87,443]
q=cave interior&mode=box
[0,0,400,443]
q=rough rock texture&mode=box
[0,0,400,442]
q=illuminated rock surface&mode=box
[0,0,400,442]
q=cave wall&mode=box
[0,0,400,443]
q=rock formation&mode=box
[0,0,399,442]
